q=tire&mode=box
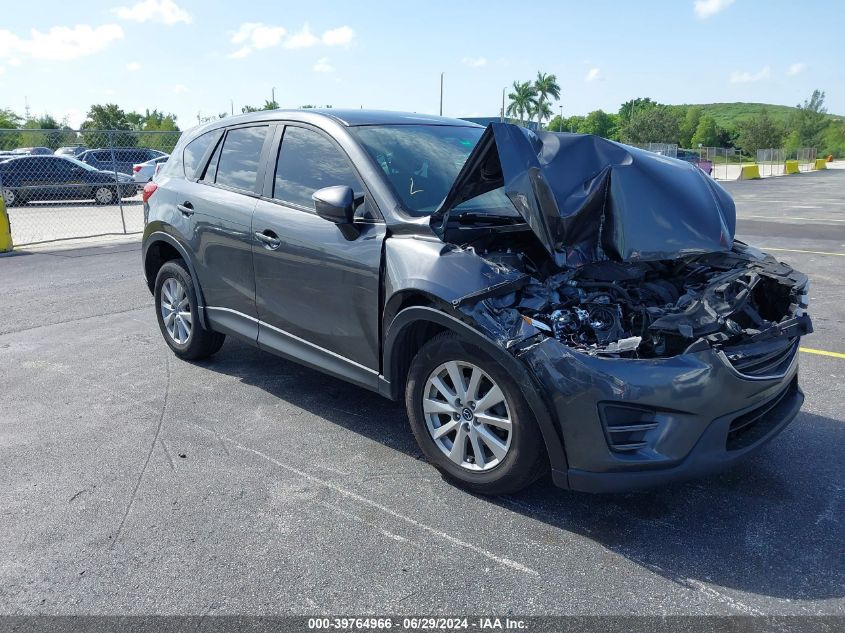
[2,187,18,207]
[93,186,115,205]
[154,260,225,360]
[405,331,547,495]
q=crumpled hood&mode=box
[430,123,736,266]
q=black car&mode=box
[77,147,167,175]
[0,155,137,206]
[141,110,812,495]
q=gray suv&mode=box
[142,110,811,494]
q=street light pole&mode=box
[439,72,444,116]
[559,105,563,132]
[501,87,506,122]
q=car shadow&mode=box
[201,338,843,602]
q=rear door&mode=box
[251,123,386,384]
[181,124,273,338]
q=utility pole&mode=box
[501,87,506,122]
[559,105,563,132]
[271,87,275,107]
[439,72,444,116]
[230,99,234,116]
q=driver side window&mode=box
[273,126,360,210]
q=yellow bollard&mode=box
[784,160,800,174]
[813,158,827,170]
[740,164,761,180]
[0,195,12,253]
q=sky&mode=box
[0,0,842,130]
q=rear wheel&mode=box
[405,332,547,495]
[94,186,115,205]
[154,260,225,360]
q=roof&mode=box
[195,109,482,133]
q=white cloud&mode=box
[694,0,735,19]
[0,24,124,61]
[284,24,319,49]
[228,22,354,58]
[229,22,286,58]
[462,56,487,68]
[322,26,354,46]
[126,61,141,71]
[729,66,770,83]
[787,62,807,76]
[313,57,334,73]
[112,0,191,25]
[173,84,188,94]
[585,67,601,82]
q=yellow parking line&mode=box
[761,247,845,257]
[800,347,845,359]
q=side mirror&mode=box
[313,185,359,239]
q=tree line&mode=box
[0,103,180,152]
[506,79,844,158]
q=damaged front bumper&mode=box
[519,336,804,493]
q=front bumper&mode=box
[520,338,804,493]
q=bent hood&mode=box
[430,123,736,266]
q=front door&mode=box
[252,124,385,385]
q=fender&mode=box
[382,305,569,479]
[142,229,210,331]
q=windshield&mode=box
[352,124,484,216]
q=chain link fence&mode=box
[796,147,817,172]
[699,147,744,180]
[628,142,678,158]
[0,128,181,246]
[756,148,786,177]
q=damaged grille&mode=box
[723,337,798,378]
[726,377,799,451]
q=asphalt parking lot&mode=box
[0,170,843,616]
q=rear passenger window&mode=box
[273,126,360,209]
[183,130,221,180]
[215,126,268,191]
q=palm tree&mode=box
[506,81,537,127]
[533,72,561,130]
[529,101,552,130]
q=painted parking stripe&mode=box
[800,347,845,359]
[761,247,845,257]
[740,214,845,223]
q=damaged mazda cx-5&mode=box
[142,110,812,494]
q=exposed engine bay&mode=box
[461,242,811,359]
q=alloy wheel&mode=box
[422,360,513,472]
[160,277,192,344]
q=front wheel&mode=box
[154,260,225,360]
[2,187,19,207]
[405,332,547,495]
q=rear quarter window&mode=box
[183,130,221,180]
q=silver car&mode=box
[132,155,169,183]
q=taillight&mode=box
[133,165,142,173]
[142,181,158,203]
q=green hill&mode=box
[673,102,842,129]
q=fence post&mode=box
[0,175,12,253]
[108,130,128,234]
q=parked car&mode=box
[142,110,812,495]
[55,145,88,157]
[77,147,167,175]
[0,155,137,206]
[676,149,713,175]
[132,155,169,183]
[11,147,53,156]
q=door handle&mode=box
[177,201,194,216]
[255,230,281,250]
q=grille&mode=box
[726,377,798,451]
[724,337,797,377]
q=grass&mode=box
[673,102,843,129]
